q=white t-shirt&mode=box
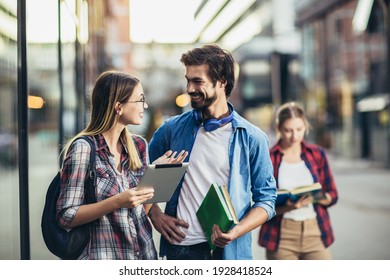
[174,123,232,245]
[278,160,317,221]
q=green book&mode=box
[196,183,238,250]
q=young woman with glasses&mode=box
[56,70,187,259]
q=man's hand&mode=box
[211,224,237,248]
[152,150,188,165]
[211,207,268,248]
[149,205,189,244]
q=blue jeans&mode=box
[166,242,223,260]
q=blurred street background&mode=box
[1,0,389,259]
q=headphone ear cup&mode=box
[203,119,221,132]
[203,110,234,132]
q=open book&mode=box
[276,182,326,206]
[196,183,238,250]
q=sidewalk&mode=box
[323,153,390,260]
[328,153,389,172]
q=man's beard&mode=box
[190,92,217,111]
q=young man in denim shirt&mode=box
[148,44,277,260]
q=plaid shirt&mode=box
[258,141,338,251]
[57,134,157,260]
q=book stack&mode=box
[196,183,238,250]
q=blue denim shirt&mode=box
[148,108,276,260]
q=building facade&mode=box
[296,0,390,165]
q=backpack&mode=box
[41,136,97,260]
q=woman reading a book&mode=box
[258,102,338,260]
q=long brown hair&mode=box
[62,70,143,170]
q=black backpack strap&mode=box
[78,136,97,204]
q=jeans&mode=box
[166,242,223,260]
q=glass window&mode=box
[0,0,19,259]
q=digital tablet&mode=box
[137,163,189,203]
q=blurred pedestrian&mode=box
[258,101,338,260]
[148,44,277,260]
[57,70,186,260]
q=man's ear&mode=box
[218,79,227,89]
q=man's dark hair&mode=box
[180,44,235,97]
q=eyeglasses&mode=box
[126,96,146,107]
